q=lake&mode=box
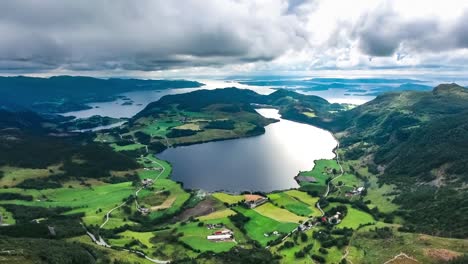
[157,108,337,192]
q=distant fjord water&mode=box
[62,77,449,119]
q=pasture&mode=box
[212,192,245,205]
[254,203,306,223]
[234,206,297,246]
[268,192,313,216]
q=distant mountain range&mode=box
[0,76,203,113]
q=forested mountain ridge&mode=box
[0,76,203,113]
[320,83,468,237]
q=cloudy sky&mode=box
[1,0,467,78]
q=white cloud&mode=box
[0,0,467,76]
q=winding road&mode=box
[85,155,170,264]
[268,140,345,249]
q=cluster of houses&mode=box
[207,229,234,242]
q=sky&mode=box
[1,0,468,78]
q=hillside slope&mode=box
[326,84,468,237]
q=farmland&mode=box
[234,206,298,246]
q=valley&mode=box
[0,82,467,264]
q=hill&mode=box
[322,83,468,237]
[0,76,203,113]
[123,88,343,150]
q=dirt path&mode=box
[150,196,176,211]
[383,253,420,264]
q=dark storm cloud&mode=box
[0,0,306,72]
[354,7,468,57]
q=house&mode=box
[244,194,268,208]
[347,186,365,196]
[328,212,342,224]
[206,223,224,229]
[214,229,232,235]
[142,178,154,187]
[138,207,150,215]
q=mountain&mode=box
[324,83,468,237]
[0,76,204,113]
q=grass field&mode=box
[139,118,183,137]
[284,190,321,216]
[137,155,172,180]
[110,143,145,151]
[177,221,237,253]
[254,203,306,223]
[109,230,155,249]
[198,209,236,221]
[297,159,340,186]
[0,182,135,226]
[177,213,249,253]
[68,235,156,264]
[212,192,245,205]
[174,123,201,130]
[271,227,344,263]
[0,165,61,187]
[338,205,375,229]
[0,206,15,224]
[348,230,468,263]
[268,192,313,216]
[234,206,297,246]
[147,179,190,220]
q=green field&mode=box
[109,230,155,253]
[268,192,313,216]
[254,203,306,223]
[298,159,340,186]
[0,165,61,187]
[137,155,172,180]
[146,179,190,219]
[272,227,344,264]
[0,182,135,226]
[198,209,236,221]
[177,220,237,253]
[348,230,468,263]
[339,206,375,229]
[234,206,297,246]
[0,206,15,225]
[212,192,245,205]
[110,143,145,151]
[284,190,321,216]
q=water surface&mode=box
[157,109,337,192]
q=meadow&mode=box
[234,206,298,246]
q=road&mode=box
[86,153,170,263]
[268,140,345,249]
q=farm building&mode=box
[346,186,366,196]
[142,178,154,187]
[244,194,268,208]
[207,229,233,241]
